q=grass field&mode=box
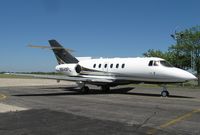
[0,74,34,79]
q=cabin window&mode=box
[122,64,125,68]
[148,60,153,66]
[99,64,101,68]
[110,64,113,68]
[104,64,107,68]
[116,64,119,68]
[93,64,96,68]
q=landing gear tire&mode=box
[80,86,90,94]
[161,90,169,97]
[101,85,110,93]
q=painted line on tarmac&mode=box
[147,109,200,135]
[0,103,28,113]
[0,94,7,100]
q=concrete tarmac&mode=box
[0,79,200,135]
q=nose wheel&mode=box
[161,86,169,97]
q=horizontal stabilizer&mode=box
[28,45,74,52]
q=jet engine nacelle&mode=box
[55,64,81,76]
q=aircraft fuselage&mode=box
[56,57,197,84]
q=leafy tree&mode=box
[143,49,167,59]
[171,26,200,85]
[143,49,174,65]
[168,44,191,69]
[143,25,200,86]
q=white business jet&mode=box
[19,40,197,97]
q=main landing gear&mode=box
[77,81,111,94]
[79,85,110,94]
[77,82,90,94]
[101,85,110,93]
[80,86,90,94]
[161,86,169,97]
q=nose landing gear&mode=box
[161,86,169,97]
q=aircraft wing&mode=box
[12,73,114,83]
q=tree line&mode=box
[143,25,200,86]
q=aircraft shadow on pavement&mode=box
[125,92,194,99]
[13,87,133,97]
[13,87,194,99]
[39,86,77,90]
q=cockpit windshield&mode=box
[148,60,160,66]
[148,60,174,67]
[160,60,174,67]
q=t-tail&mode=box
[48,40,79,64]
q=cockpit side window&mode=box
[153,61,159,66]
[148,60,153,66]
[160,60,173,67]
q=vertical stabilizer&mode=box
[48,40,79,64]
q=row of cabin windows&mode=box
[93,63,125,69]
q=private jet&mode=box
[17,40,197,97]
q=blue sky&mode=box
[0,0,200,72]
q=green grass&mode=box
[0,74,34,79]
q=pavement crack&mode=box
[136,111,157,131]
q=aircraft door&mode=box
[148,60,156,78]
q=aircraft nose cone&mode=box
[186,73,197,80]
[181,70,197,81]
